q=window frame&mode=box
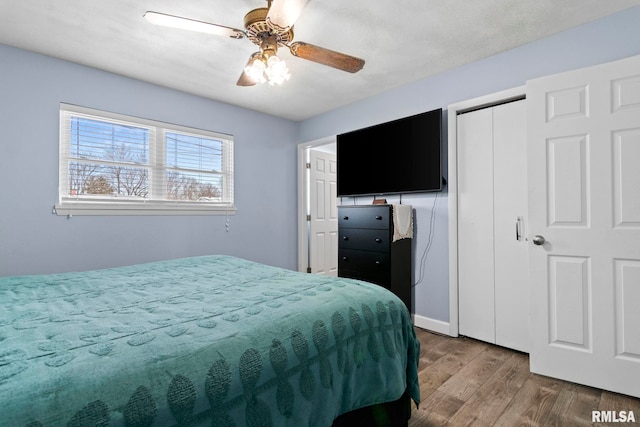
[56,103,235,216]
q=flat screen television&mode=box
[337,108,443,197]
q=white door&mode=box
[308,148,338,276]
[458,107,496,344]
[527,54,640,398]
[458,99,529,352]
[493,101,529,352]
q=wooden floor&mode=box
[409,328,640,427]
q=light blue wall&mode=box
[0,44,298,276]
[2,7,640,325]
[299,6,640,324]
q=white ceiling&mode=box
[1,0,639,121]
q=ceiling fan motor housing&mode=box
[243,7,294,48]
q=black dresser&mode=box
[338,205,412,312]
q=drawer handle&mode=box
[374,238,382,243]
[375,215,383,220]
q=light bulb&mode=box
[265,56,291,85]
[245,57,266,84]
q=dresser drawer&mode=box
[338,249,390,286]
[338,205,390,229]
[339,228,390,252]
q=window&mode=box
[57,104,234,215]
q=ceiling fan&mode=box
[143,0,365,86]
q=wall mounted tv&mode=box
[337,108,443,197]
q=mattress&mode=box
[0,255,420,426]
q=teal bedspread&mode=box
[0,255,420,426]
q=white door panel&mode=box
[493,101,529,353]
[457,107,496,344]
[309,149,338,276]
[613,129,640,227]
[527,54,640,398]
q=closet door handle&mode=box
[375,215,383,220]
[515,216,523,241]
[374,238,382,243]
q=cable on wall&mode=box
[225,204,231,232]
[414,191,439,287]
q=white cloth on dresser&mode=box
[392,204,413,241]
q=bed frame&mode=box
[332,391,411,427]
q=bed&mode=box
[0,255,420,426]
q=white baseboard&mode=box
[412,314,455,336]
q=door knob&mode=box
[532,235,546,246]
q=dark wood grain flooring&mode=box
[409,327,640,426]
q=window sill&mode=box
[54,202,237,216]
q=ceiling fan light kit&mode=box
[242,49,291,86]
[144,0,364,87]
[241,18,292,86]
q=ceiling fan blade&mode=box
[143,11,245,39]
[289,42,365,73]
[237,70,258,87]
[266,0,310,32]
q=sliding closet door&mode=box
[457,107,496,344]
[493,101,529,352]
[457,99,529,352]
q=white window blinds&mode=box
[58,104,234,215]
